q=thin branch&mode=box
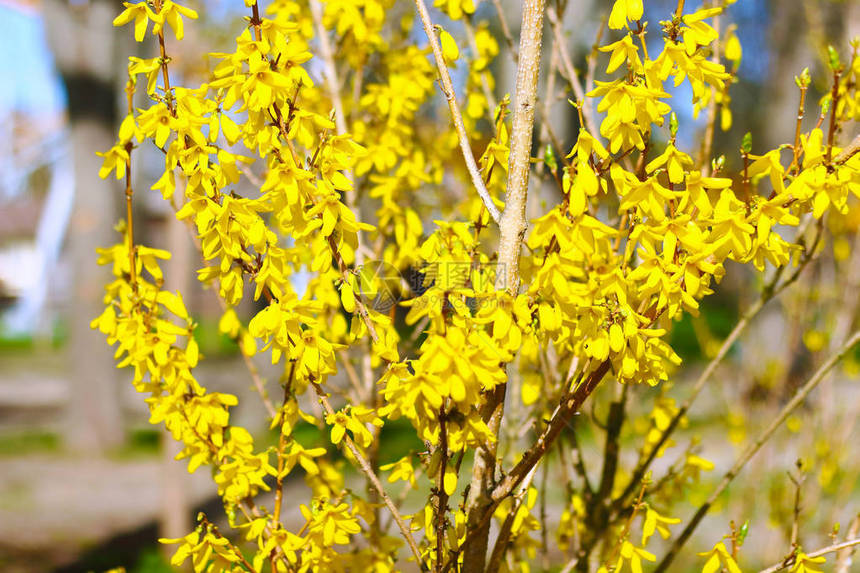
[698,11,721,172]
[546,4,600,137]
[491,0,518,60]
[309,0,367,261]
[462,1,546,569]
[614,224,822,511]
[155,11,279,419]
[564,420,593,495]
[614,294,764,508]
[337,349,366,402]
[788,460,805,548]
[440,360,613,573]
[463,16,498,125]
[585,13,607,97]
[122,80,137,289]
[485,463,540,572]
[272,364,296,527]
[310,381,426,570]
[182,223,278,419]
[434,407,450,572]
[198,515,256,572]
[835,133,860,164]
[595,385,627,504]
[494,359,610,499]
[835,514,860,573]
[654,331,860,572]
[535,39,561,179]
[412,0,501,223]
[309,0,346,137]
[787,80,809,175]
[758,538,860,573]
[825,69,842,165]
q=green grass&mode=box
[193,316,240,358]
[0,316,68,351]
[0,430,60,456]
[669,297,740,362]
[110,428,163,459]
[257,417,424,467]
[130,548,173,573]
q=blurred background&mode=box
[0,0,858,571]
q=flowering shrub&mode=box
[96,0,860,571]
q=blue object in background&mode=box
[0,3,67,118]
[0,2,72,337]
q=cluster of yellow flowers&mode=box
[95,0,859,570]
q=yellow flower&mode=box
[113,1,159,42]
[608,0,644,30]
[614,540,656,573]
[300,500,362,546]
[434,0,475,21]
[790,552,826,573]
[96,144,129,180]
[380,456,417,486]
[680,7,722,55]
[600,34,643,74]
[151,0,198,41]
[646,143,694,184]
[698,541,742,573]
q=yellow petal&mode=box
[443,465,457,495]
[439,28,459,62]
[609,323,625,353]
[341,283,356,313]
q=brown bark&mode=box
[462,1,546,570]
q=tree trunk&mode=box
[43,0,123,453]
[463,1,546,570]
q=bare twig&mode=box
[440,360,613,573]
[614,224,823,511]
[462,1,546,570]
[434,407,450,572]
[485,463,540,572]
[585,14,607,97]
[491,0,518,60]
[463,16,498,124]
[835,133,860,164]
[123,82,137,288]
[654,331,860,572]
[412,0,502,223]
[825,69,842,165]
[835,514,860,573]
[337,349,366,401]
[310,381,427,570]
[759,537,860,573]
[272,364,296,527]
[788,460,805,548]
[787,79,809,174]
[546,4,599,137]
[698,11,721,172]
